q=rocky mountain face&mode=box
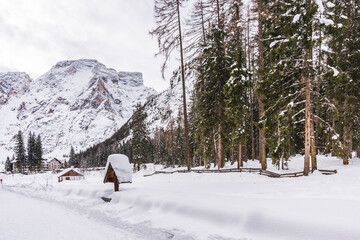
[0,72,32,105]
[0,59,156,160]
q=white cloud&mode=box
[0,0,175,91]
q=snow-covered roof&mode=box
[104,154,132,183]
[47,158,62,164]
[57,167,82,178]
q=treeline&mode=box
[5,130,43,172]
[72,104,186,170]
[75,0,360,175]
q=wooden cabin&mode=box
[103,154,132,192]
[58,168,83,182]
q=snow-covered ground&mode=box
[1,155,360,240]
[0,189,143,240]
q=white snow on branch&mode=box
[320,18,334,26]
[327,2,335,8]
[292,14,301,23]
[315,0,325,14]
[329,66,339,76]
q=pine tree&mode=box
[224,0,249,169]
[14,130,26,172]
[35,134,43,171]
[27,132,36,172]
[175,110,185,166]
[5,156,12,172]
[325,0,360,165]
[197,26,230,169]
[150,0,192,170]
[252,0,267,170]
[69,146,76,167]
[131,104,148,171]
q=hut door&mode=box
[66,177,70,180]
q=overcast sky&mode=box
[0,0,179,92]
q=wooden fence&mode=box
[143,167,337,178]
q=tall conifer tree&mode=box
[14,130,26,172]
[150,0,191,170]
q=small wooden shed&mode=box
[103,154,132,192]
[58,168,83,182]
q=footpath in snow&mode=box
[1,155,360,240]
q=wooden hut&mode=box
[103,154,132,192]
[58,168,83,182]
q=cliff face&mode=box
[0,59,156,159]
[0,72,32,105]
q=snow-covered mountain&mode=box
[0,59,156,161]
[0,72,32,105]
[144,71,194,135]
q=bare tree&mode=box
[150,0,191,170]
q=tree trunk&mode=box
[238,143,242,168]
[216,0,221,28]
[212,131,217,168]
[304,78,311,176]
[176,0,191,171]
[244,137,247,162]
[357,146,360,158]
[343,94,350,165]
[349,131,352,159]
[217,123,224,169]
[304,56,311,176]
[332,120,336,156]
[231,147,235,165]
[200,0,206,44]
[203,147,207,168]
[303,0,312,176]
[343,126,350,165]
[258,0,266,170]
[246,11,255,162]
[311,120,317,171]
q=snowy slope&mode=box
[1,155,360,240]
[144,71,194,135]
[0,59,157,160]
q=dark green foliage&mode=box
[69,146,78,167]
[5,156,12,172]
[131,103,149,171]
[27,132,36,172]
[224,23,249,159]
[325,0,360,159]
[35,135,43,171]
[193,26,231,167]
[14,130,26,172]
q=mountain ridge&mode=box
[0,59,157,163]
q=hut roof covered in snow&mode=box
[58,167,82,178]
[103,154,132,184]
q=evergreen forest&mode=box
[74,0,360,175]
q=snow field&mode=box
[1,154,360,240]
[0,189,142,240]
